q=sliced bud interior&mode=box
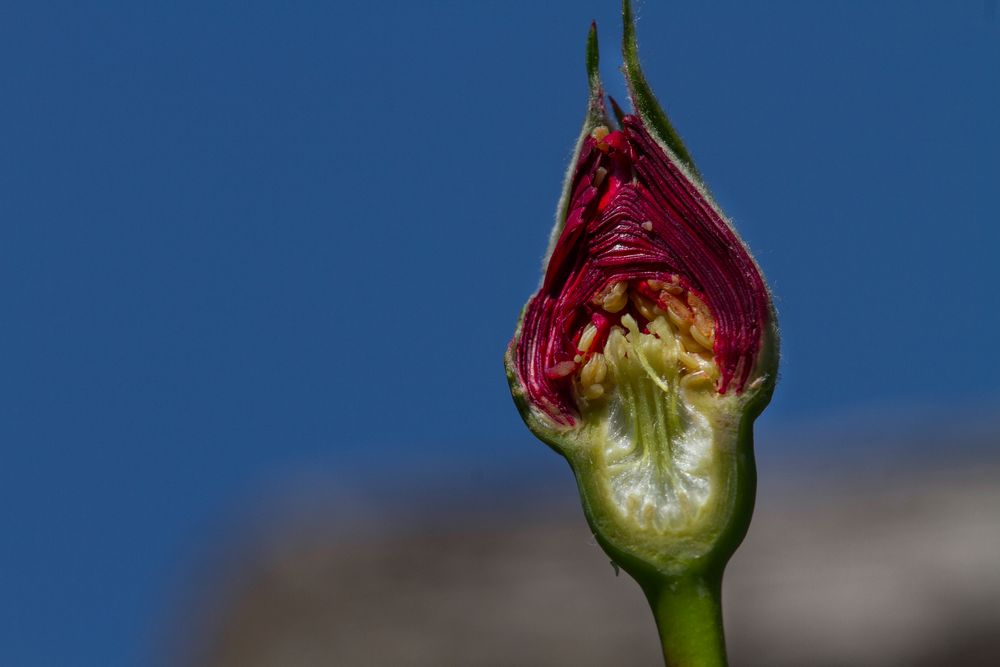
[565,281,735,548]
[514,115,771,429]
[510,113,773,559]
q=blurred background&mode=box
[1,1,998,665]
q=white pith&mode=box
[576,313,733,535]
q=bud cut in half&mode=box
[506,12,777,576]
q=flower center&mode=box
[513,115,770,430]
[550,277,733,534]
[553,276,719,403]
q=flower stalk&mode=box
[644,572,727,667]
[505,2,778,665]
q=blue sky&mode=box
[1,1,998,664]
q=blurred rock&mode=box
[179,462,1000,666]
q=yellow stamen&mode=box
[591,126,610,152]
[580,353,608,387]
[594,281,628,313]
[662,277,684,295]
[689,324,714,351]
[578,323,599,354]
[663,293,693,329]
[593,167,608,188]
[630,292,660,322]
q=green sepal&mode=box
[543,22,611,269]
[504,306,578,454]
[508,23,612,451]
[621,0,703,185]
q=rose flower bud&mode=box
[504,3,779,664]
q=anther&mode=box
[681,371,713,390]
[580,353,608,387]
[630,292,660,322]
[593,281,628,313]
[545,360,577,379]
[591,125,610,152]
[663,293,693,329]
[689,324,714,351]
[686,292,716,341]
[680,335,704,355]
[593,167,608,188]
[661,277,685,296]
[578,323,599,354]
[678,350,707,373]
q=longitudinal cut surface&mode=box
[516,116,769,428]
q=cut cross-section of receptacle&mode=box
[548,274,732,535]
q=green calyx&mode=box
[621,0,702,185]
[546,22,611,266]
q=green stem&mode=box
[641,572,728,667]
